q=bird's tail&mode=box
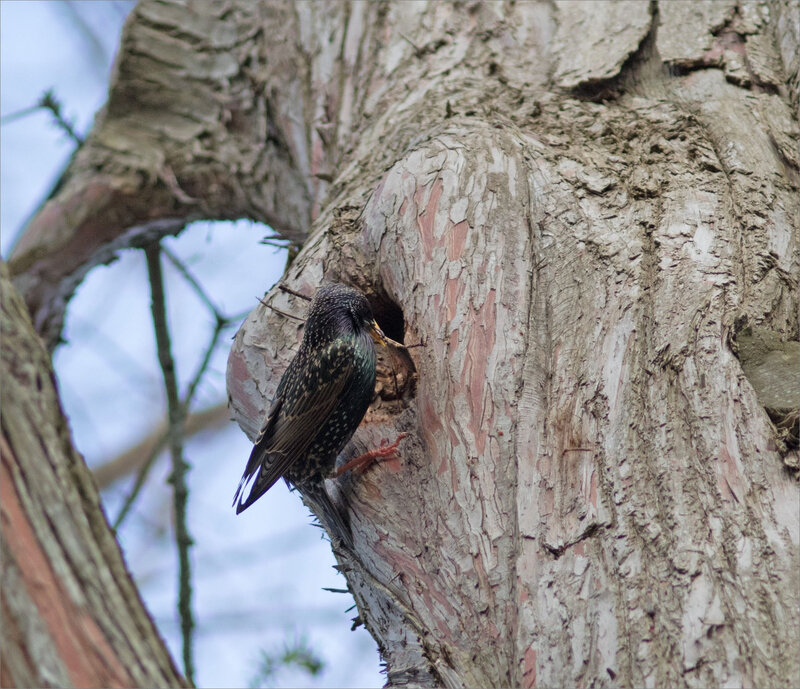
[297,480,353,551]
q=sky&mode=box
[1,2,383,687]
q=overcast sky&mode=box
[1,2,382,687]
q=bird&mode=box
[233,283,403,546]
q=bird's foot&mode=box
[332,433,409,477]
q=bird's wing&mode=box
[233,340,355,513]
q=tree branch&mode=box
[144,242,195,686]
[1,262,187,688]
[161,245,223,321]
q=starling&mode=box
[233,284,394,544]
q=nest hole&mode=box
[368,290,417,403]
[370,292,405,344]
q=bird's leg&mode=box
[332,433,409,477]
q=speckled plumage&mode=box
[233,284,383,541]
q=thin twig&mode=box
[112,253,240,529]
[161,245,223,319]
[399,32,423,56]
[113,302,231,528]
[259,233,290,243]
[278,284,313,301]
[258,295,306,322]
[1,89,84,145]
[112,442,163,530]
[144,242,195,685]
[261,239,291,250]
[228,306,252,322]
[0,104,42,125]
[182,312,228,404]
[112,323,226,529]
[39,89,83,145]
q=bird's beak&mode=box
[369,320,387,346]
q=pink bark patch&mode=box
[717,445,744,503]
[445,278,465,323]
[228,347,262,426]
[448,328,460,359]
[463,289,497,456]
[375,542,458,634]
[446,219,469,260]
[1,456,133,688]
[416,178,444,261]
[523,646,537,688]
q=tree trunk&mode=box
[7,2,799,688]
[0,263,186,688]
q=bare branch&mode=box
[144,242,195,684]
[161,245,223,320]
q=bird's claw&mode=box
[332,433,409,477]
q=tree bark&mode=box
[0,263,186,688]
[7,1,799,688]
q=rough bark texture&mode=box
[0,264,186,689]
[7,1,800,688]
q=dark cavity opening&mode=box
[367,288,417,403]
[370,292,405,344]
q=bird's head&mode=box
[304,284,387,346]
